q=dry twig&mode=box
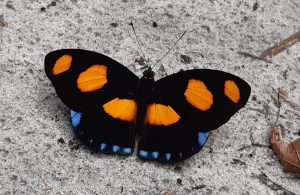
[260,31,300,59]
[256,172,296,195]
[237,51,272,63]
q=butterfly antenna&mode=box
[152,31,187,69]
[129,21,147,64]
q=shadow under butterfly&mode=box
[45,48,251,163]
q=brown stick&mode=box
[260,31,300,59]
[238,51,272,63]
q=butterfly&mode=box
[45,49,251,163]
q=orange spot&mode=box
[103,98,137,122]
[184,79,213,111]
[224,80,240,103]
[77,65,107,92]
[146,104,180,126]
[52,55,72,75]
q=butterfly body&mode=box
[45,49,251,163]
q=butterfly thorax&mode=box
[135,68,155,136]
[142,67,155,80]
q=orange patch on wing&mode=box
[52,55,72,75]
[146,104,180,126]
[103,98,137,122]
[77,65,107,92]
[184,79,213,111]
[224,80,240,103]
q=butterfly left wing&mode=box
[45,49,139,155]
[138,69,251,163]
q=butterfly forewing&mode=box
[45,49,139,112]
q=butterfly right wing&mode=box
[45,49,139,154]
[138,69,251,162]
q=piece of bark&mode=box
[0,15,6,27]
[161,189,176,195]
[271,128,300,174]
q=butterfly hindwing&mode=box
[45,49,139,154]
[138,69,251,162]
[71,108,135,155]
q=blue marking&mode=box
[70,110,82,128]
[152,151,159,159]
[71,110,77,118]
[99,143,106,151]
[165,153,171,161]
[198,132,209,146]
[112,145,120,152]
[179,152,183,159]
[139,150,148,157]
[122,147,132,154]
[204,132,209,138]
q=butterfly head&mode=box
[142,67,155,80]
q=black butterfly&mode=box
[45,49,251,163]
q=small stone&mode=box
[57,138,65,144]
[110,23,118,27]
[253,2,259,11]
[219,186,229,192]
[192,185,206,190]
[174,166,182,171]
[177,178,182,185]
[180,54,192,64]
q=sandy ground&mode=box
[0,0,299,194]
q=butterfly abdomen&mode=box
[135,77,155,135]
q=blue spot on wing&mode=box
[70,110,82,128]
[98,143,132,155]
[122,148,132,154]
[137,132,209,162]
[99,143,106,151]
[152,151,159,159]
[165,153,171,161]
[139,150,148,157]
[112,145,120,152]
[70,110,77,118]
[198,132,209,146]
